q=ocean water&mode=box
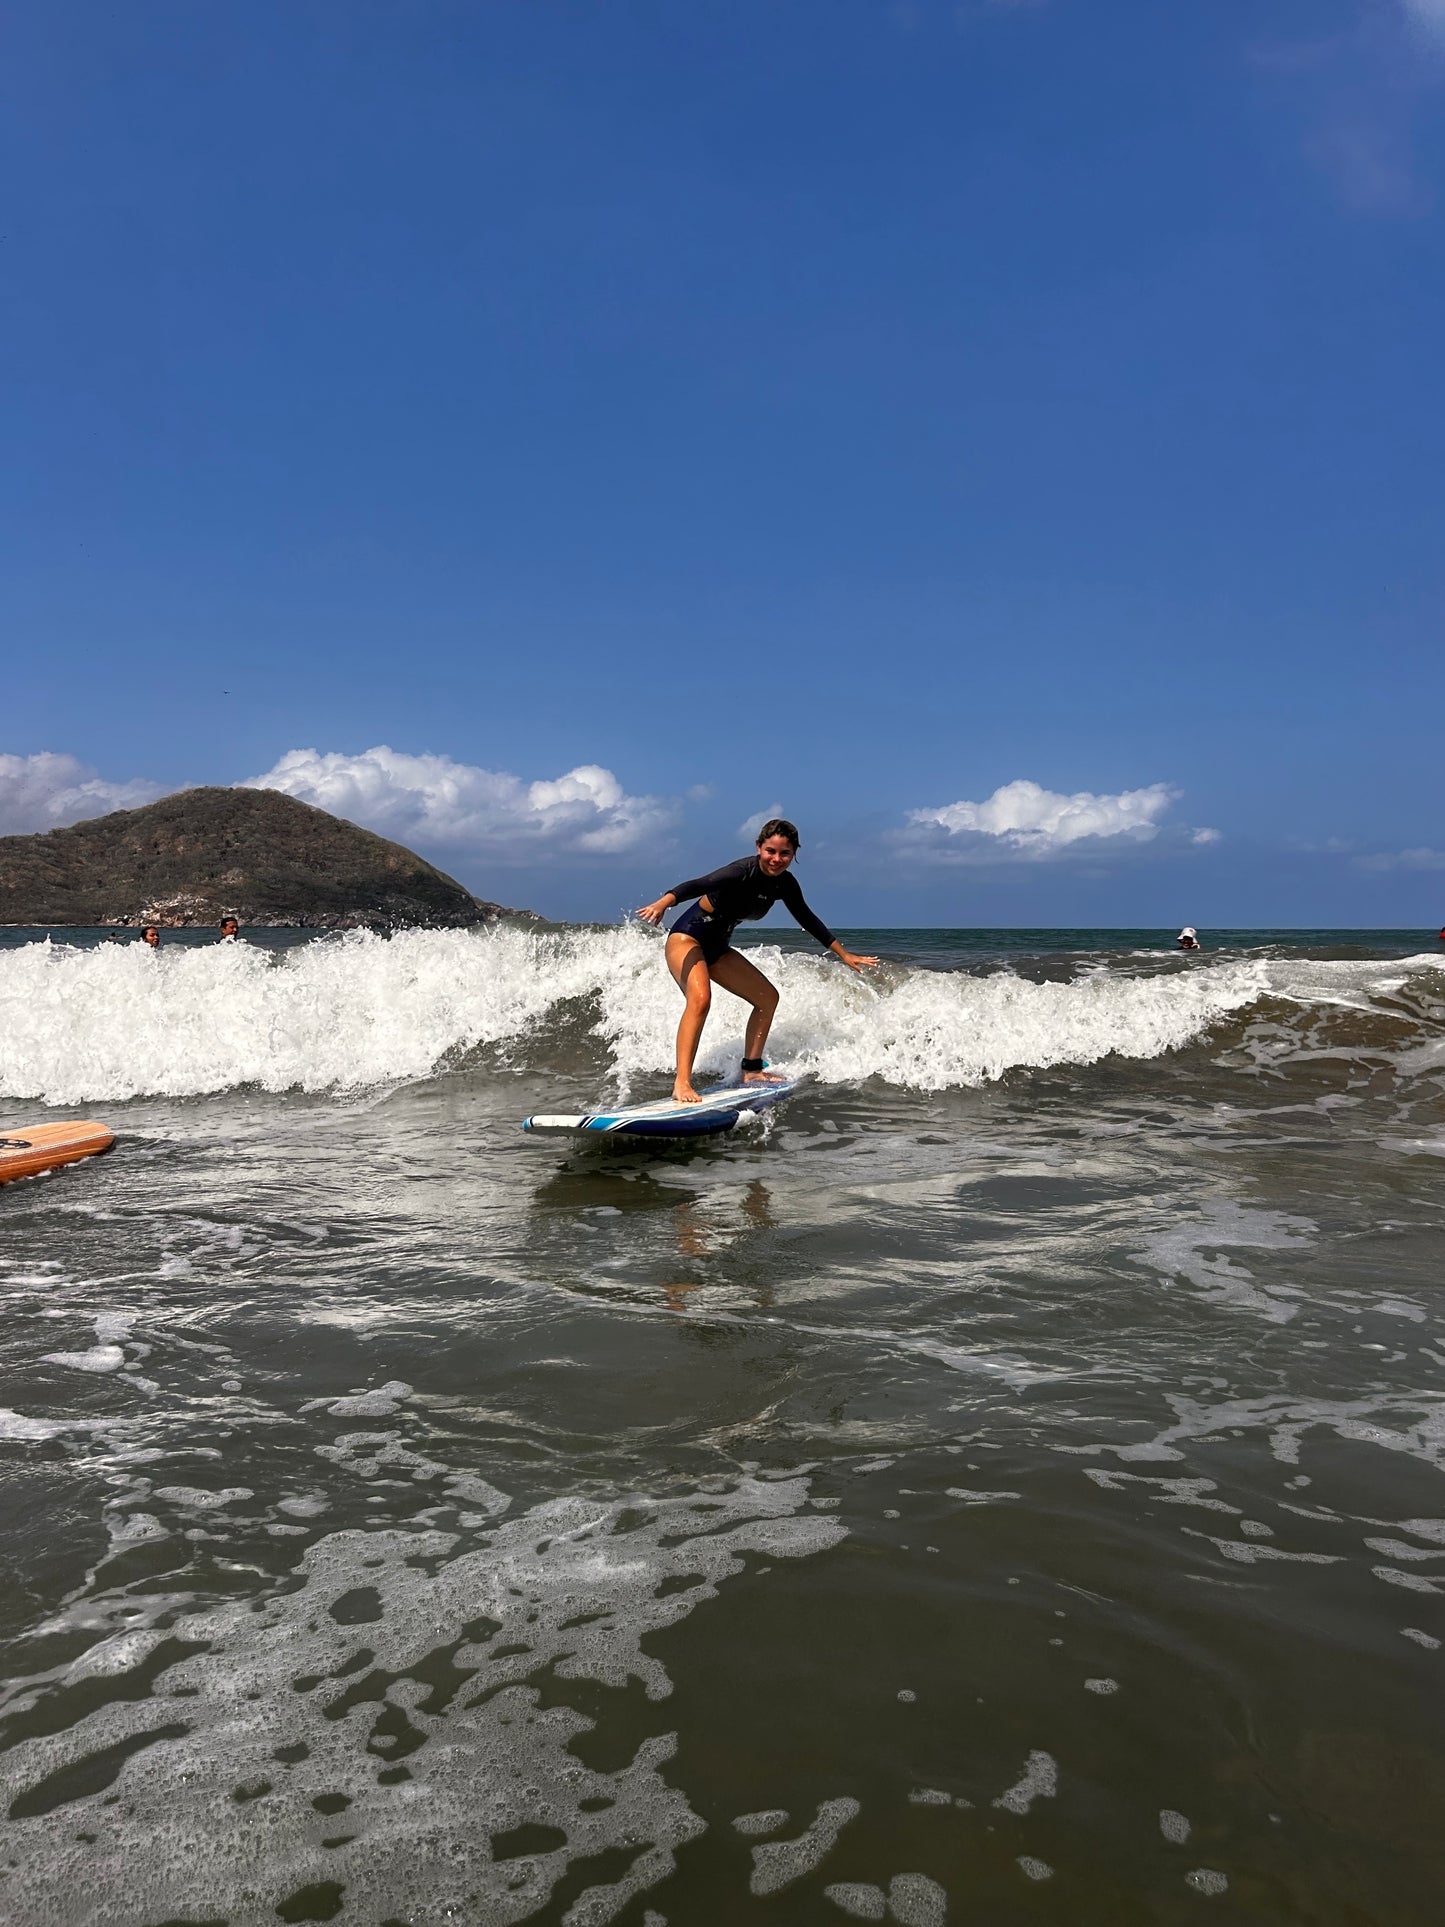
[0,922,1441,1925]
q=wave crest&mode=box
[0,927,1439,1106]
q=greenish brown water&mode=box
[0,926,1442,1923]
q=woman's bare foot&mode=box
[743,1069,786,1084]
[672,1082,702,1104]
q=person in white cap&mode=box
[1178,927,1201,951]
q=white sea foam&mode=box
[4,926,1435,1107]
[0,1472,844,1924]
[40,1345,125,1374]
[825,1885,886,1920]
[1132,1203,1314,1324]
[992,1749,1057,1814]
[0,1410,73,1442]
[887,1872,949,1922]
[0,1407,123,1445]
[748,1797,860,1896]
[1186,1869,1229,1895]
[305,1381,414,1419]
[149,1485,254,1510]
[1069,1389,1445,1477]
[733,1809,789,1834]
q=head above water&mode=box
[219,916,240,938]
[755,817,800,877]
[142,927,160,947]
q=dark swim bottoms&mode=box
[671,901,734,964]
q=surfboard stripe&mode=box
[523,1077,801,1138]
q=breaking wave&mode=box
[1,925,1441,1106]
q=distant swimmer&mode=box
[219,916,241,942]
[1178,927,1201,951]
[142,927,161,950]
[636,817,878,1104]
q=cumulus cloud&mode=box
[0,752,169,835]
[244,746,676,860]
[904,778,1206,862]
[901,779,1220,864]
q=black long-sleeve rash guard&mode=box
[667,856,836,950]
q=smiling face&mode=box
[756,833,796,878]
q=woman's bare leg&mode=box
[665,933,712,1102]
[708,949,782,1080]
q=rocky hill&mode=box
[0,787,532,929]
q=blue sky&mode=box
[3,0,1442,926]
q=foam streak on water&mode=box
[0,1477,842,1924]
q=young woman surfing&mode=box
[636,818,878,1103]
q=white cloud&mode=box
[900,779,1220,865]
[737,803,786,842]
[244,746,676,860]
[0,752,168,835]
[905,778,1187,861]
[1355,846,1445,871]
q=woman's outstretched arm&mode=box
[637,857,751,926]
[635,891,677,926]
[828,938,880,973]
[779,876,878,972]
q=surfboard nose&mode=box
[0,1121,115,1184]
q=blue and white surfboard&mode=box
[523,1073,802,1139]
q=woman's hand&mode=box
[635,895,675,926]
[839,950,879,973]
